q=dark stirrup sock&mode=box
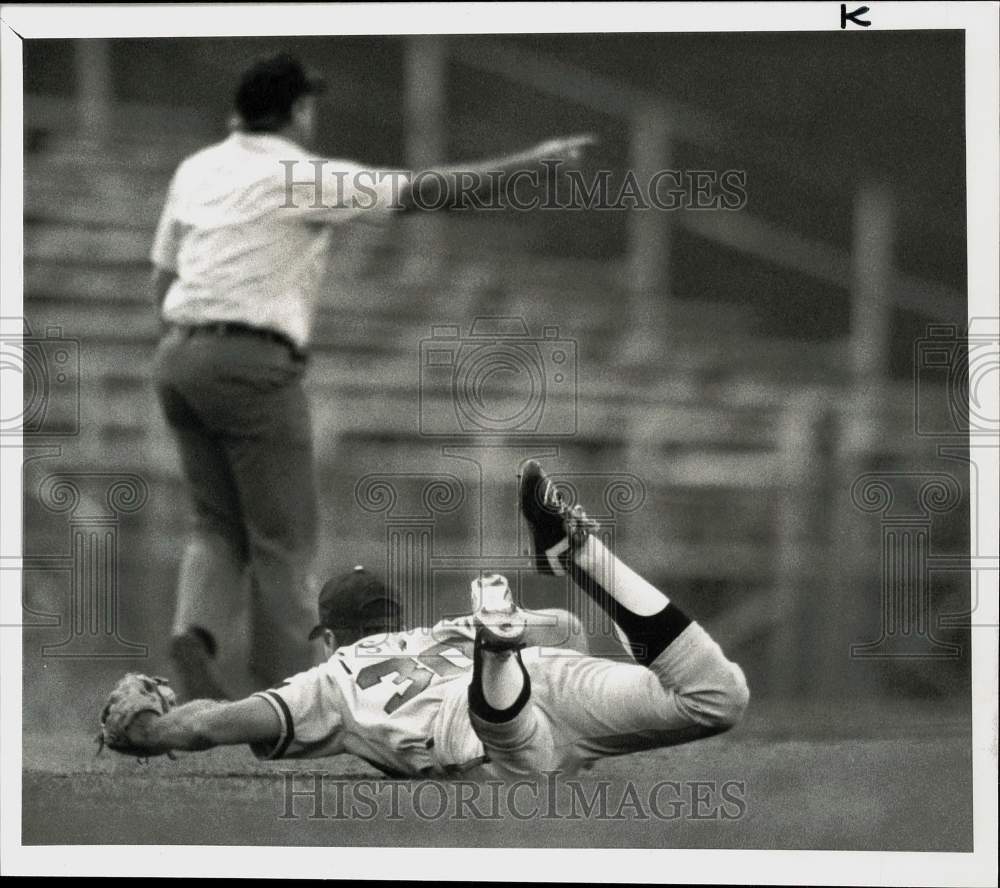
[468,632,532,723]
[568,562,692,666]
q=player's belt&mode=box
[179,321,307,362]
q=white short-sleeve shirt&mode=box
[152,132,408,349]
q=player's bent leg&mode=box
[539,646,745,768]
[571,533,749,730]
[468,635,561,778]
[648,622,749,732]
[520,461,749,755]
[569,535,749,736]
[465,575,561,777]
[469,574,530,716]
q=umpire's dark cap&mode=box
[235,53,325,131]
[308,565,401,640]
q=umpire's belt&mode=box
[178,321,307,363]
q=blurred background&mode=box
[20,33,972,734]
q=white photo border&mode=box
[1,2,997,884]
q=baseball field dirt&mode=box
[22,702,972,849]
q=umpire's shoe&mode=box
[471,573,527,651]
[519,460,598,576]
[169,628,230,701]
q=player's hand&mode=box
[536,133,598,162]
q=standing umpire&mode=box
[151,51,593,699]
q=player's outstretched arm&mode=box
[402,133,597,210]
[127,696,281,755]
[98,674,283,759]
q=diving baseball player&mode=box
[99,462,749,779]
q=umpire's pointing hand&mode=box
[537,133,599,162]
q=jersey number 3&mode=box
[355,641,473,714]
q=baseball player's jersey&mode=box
[250,617,486,777]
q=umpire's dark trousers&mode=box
[154,324,318,689]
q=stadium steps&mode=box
[26,133,210,173]
[25,332,946,477]
[26,223,153,265]
[22,246,830,381]
[21,128,951,598]
[24,94,214,139]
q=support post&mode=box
[75,39,113,139]
[624,100,672,365]
[851,183,895,381]
[843,182,897,696]
[402,35,449,284]
[771,395,827,695]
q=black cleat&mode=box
[519,460,598,576]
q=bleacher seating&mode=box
[20,107,965,697]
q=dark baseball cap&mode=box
[234,52,326,131]
[308,565,401,640]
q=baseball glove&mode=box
[97,672,177,759]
